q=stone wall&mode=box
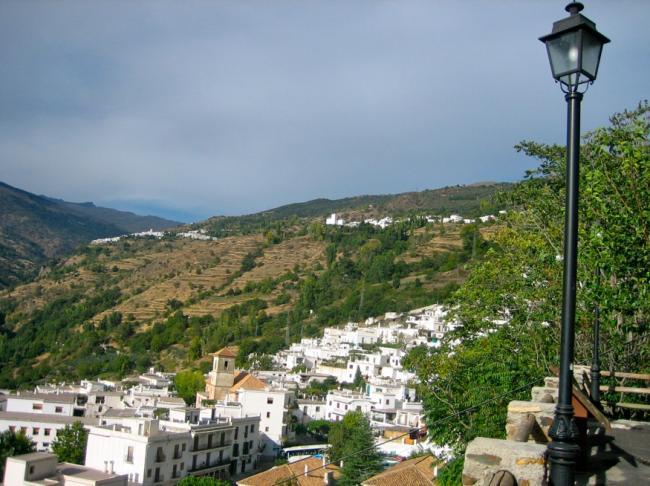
[462,438,547,486]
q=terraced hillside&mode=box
[0,202,500,388]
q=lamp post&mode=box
[591,297,601,406]
[539,3,609,485]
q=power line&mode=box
[272,376,543,485]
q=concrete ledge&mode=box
[462,437,547,486]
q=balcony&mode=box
[188,459,230,473]
[192,441,231,452]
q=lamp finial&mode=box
[565,2,585,15]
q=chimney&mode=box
[110,461,114,474]
[324,471,333,485]
[103,461,108,473]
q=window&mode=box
[126,446,134,463]
[180,462,184,471]
[243,442,249,455]
[250,425,254,433]
[155,446,165,462]
[336,403,340,409]
[220,432,225,446]
[42,442,49,448]
[224,360,229,369]
[244,425,248,438]
[182,443,186,452]
[232,443,239,457]
[32,403,42,411]
[234,427,239,440]
[266,412,270,418]
[29,466,34,474]
[32,427,40,435]
[265,426,269,432]
[55,406,63,413]
[267,397,274,404]
[315,406,320,412]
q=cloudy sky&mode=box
[1,0,648,222]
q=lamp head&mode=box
[539,2,610,92]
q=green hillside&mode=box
[0,214,498,388]
[203,182,509,236]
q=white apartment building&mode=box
[4,452,127,486]
[5,392,85,417]
[85,390,126,417]
[325,390,373,422]
[0,411,98,451]
[395,402,426,429]
[234,387,295,457]
[86,412,261,485]
[293,399,326,425]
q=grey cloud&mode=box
[0,0,648,222]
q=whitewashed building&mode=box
[0,411,98,451]
[85,412,261,485]
[3,452,127,486]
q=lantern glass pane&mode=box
[546,30,580,78]
[581,30,603,79]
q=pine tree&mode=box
[329,411,382,485]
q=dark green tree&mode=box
[405,103,650,483]
[52,421,88,464]
[305,420,333,441]
[0,430,35,477]
[328,411,382,485]
[174,369,205,405]
[352,367,366,391]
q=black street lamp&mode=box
[539,3,609,485]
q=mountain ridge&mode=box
[0,181,181,287]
